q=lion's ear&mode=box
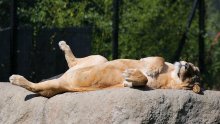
[194,67,200,72]
[188,63,200,74]
[194,67,200,75]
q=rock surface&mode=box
[0,82,220,124]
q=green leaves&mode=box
[18,0,190,60]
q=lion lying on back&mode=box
[9,41,201,98]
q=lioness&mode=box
[9,41,201,98]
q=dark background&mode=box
[0,27,91,82]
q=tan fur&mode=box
[9,41,201,97]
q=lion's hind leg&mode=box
[122,69,148,87]
[10,75,35,91]
[59,41,77,68]
[10,75,67,97]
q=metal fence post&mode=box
[10,0,18,75]
[112,0,120,59]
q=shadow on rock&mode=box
[25,94,42,101]
[132,86,153,91]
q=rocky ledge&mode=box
[0,82,220,124]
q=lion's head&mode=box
[174,61,201,93]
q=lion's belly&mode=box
[61,68,95,87]
[63,65,125,88]
[90,65,124,88]
[62,60,147,89]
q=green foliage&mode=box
[19,0,113,57]
[119,0,193,60]
[18,0,197,60]
[204,0,220,89]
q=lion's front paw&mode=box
[122,69,148,87]
[144,66,162,78]
[9,75,30,87]
[122,69,148,83]
[58,41,70,51]
[122,69,138,82]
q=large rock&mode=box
[0,82,220,124]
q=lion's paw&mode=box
[9,75,30,87]
[122,69,143,82]
[58,41,70,51]
[122,69,136,81]
[122,69,148,86]
[123,80,132,87]
[144,65,163,78]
